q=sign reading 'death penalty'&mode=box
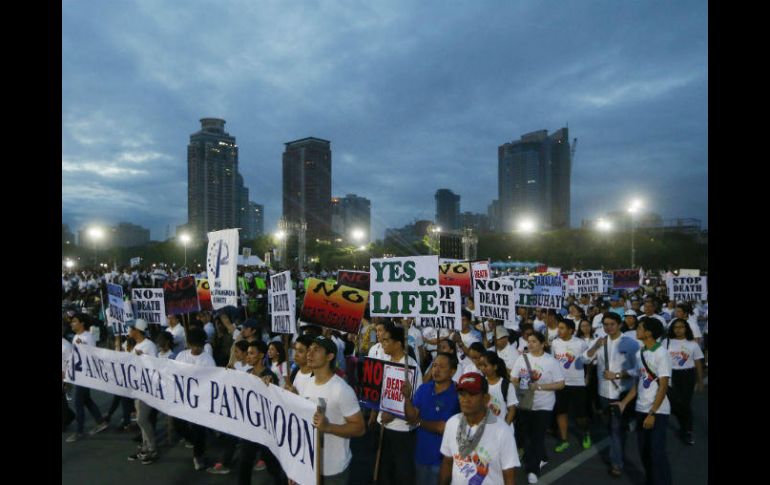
[417,284,462,330]
[473,278,516,322]
[471,260,491,281]
[566,271,604,295]
[354,357,418,418]
[131,288,168,326]
[509,275,564,309]
[300,278,369,334]
[270,271,297,334]
[667,276,708,302]
[369,255,440,317]
[206,228,239,310]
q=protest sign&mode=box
[207,228,239,309]
[679,269,701,277]
[369,255,440,317]
[473,278,516,322]
[354,357,417,418]
[603,273,614,294]
[508,275,564,309]
[130,288,168,326]
[163,276,200,315]
[667,276,708,302]
[196,278,213,311]
[439,261,472,297]
[64,344,317,485]
[612,269,640,290]
[106,283,128,335]
[337,270,370,291]
[566,271,604,295]
[130,257,141,267]
[300,278,369,334]
[417,284,462,330]
[471,260,491,281]
[379,363,419,418]
[270,271,297,334]
[547,267,561,274]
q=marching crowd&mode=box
[62,267,707,485]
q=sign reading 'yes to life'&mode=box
[369,255,440,317]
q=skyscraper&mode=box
[435,189,461,231]
[282,137,332,238]
[332,194,371,242]
[187,118,239,238]
[244,202,264,238]
[498,127,571,231]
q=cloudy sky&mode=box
[62,0,708,241]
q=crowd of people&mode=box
[62,266,707,485]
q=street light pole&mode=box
[627,199,642,269]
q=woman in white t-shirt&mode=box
[511,332,566,483]
[267,341,289,387]
[229,340,252,372]
[663,318,704,445]
[479,351,519,433]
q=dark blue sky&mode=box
[62,0,708,241]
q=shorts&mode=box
[555,385,587,417]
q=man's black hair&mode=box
[248,339,268,355]
[602,312,622,326]
[638,316,664,340]
[186,328,207,347]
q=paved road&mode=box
[63,379,707,484]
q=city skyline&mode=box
[62,1,707,241]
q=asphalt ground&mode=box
[63,378,707,485]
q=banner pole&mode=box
[316,398,326,485]
[283,333,291,384]
[372,423,385,483]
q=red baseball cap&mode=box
[456,372,488,395]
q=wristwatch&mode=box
[615,372,620,379]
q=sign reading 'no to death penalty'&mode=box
[369,255,440,317]
[473,278,516,321]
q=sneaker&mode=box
[89,421,109,435]
[141,452,158,465]
[684,431,695,445]
[554,441,570,453]
[65,432,84,443]
[193,456,205,471]
[128,450,147,461]
[609,465,622,477]
[528,472,539,484]
[207,463,231,475]
[254,459,266,471]
[582,434,592,449]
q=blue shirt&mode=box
[412,380,460,465]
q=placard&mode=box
[369,255,440,317]
[337,270,370,291]
[300,279,369,334]
[130,288,168,326]
[566,271,604,295]
[612,269,640,290]
[417,285,463,330]
[473,278,516,322]
[438,261,472,297]
[163,276,200,315]
[667,276,708,302]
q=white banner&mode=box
[508,275,564,309]
[417,285,462,330]
[270,271,297,334]
[565,271,604,295]
[64,344,318,485]
[106,283,128,335]
[207,229,240,309]
[678,269,700,277]
[472,278,516,322]
[130,257,141,267]
[667,276,708,302]
[370,255,440,317]
[131,288,168,326]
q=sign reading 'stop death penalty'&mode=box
[369,256,440,317]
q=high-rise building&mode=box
[282,137,332,238]
[498,127,571,231]
[332,194,371,242]
[435,189,461,231]
[460,212,491,234]
[187,118,239,238]
[487,200,501,233]
[241,202,264,239]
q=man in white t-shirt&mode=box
[301,336,365,484]
[367,320,392,361]
[488,325,519,375]
[166,313,186,355]
[126,319,160,465]
[439,373,517,485]
[615,317,672,485]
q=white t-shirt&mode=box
[168,324,186,354]
[582,334,640,399]
[458,330,481,358]
[550,337,588,387]
[174,350,216,367]
[664,339,704,370]
[204,343,213,356]
[487,378,519,420]
[511,353,565,411]
[407,325,425,356]
[592,313,604,330]
[377,354,423,432]
[421,327,451,353]
[158,349,176,360]
[203,321,216,342]
[72,330,96,347]
[533,319,546,334]
[440,413,520,484]
[300,375,362,476]
[635,345,672,414]
[62,338,73,374]
[134,338,158,357]
[234,361,253,373]
[271,361,289,387]
[293,369,314,395]
[686,315,703,339]
[368,343,390,361]
[491,343,520,373]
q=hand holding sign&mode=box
[400,379,413,401]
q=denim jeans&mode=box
[74,385,104,434]
[415,463,441,485]
[598,395,629,469]
[636,413,672,485]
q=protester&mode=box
[478,351,518,429]
[267,341,290,387]
[511,331,566,484]
[489,325,520,374]
[439,373,518,485]
[166,313,186,355]
[126,318,160,465]
[451,309,481,361]
[301,336,366,485]
[664,318,704,445]
[368,320,392,360]
[288,334,315,394]
[614,317,672,485]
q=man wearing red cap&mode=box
[439,372,518,485]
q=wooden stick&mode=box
[372,423,385,483]
[316,398,327,485]
[283,333,291,384]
